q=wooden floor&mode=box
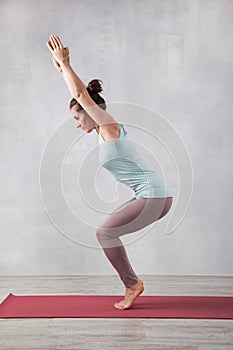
[0,275,232,350]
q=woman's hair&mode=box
[69,79,106,112]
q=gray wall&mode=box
[0,0,232,276]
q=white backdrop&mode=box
[0,0,232,276]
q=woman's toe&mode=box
[114,302,122,309]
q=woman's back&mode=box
[98,123,173,199]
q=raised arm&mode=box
[47,34,116,126]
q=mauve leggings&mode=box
[96,196,173,288]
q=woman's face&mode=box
[70,105,98,133]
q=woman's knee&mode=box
[96,226,121,249]
[96,226,111,244]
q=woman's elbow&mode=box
[76,91,96,109]
[75,89,87,100]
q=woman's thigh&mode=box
[98,196,173,238]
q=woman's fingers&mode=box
[55,35,64,48]
[50,35,58,49]
[46,35,64,53]
[46,40,54,53]
[50,34,63,49]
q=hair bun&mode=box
[87,79,103,94]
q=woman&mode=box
[46,34,173,310]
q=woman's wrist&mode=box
[60,59,70,68]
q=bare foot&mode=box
[114,279,144,310]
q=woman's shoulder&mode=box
[99,123,121,143]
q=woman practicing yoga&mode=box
[46,34,173,310]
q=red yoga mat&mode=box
[0,293,233,319]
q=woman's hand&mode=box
[50,49,70,73]
[51,55,62,73]
[46,34,70,65]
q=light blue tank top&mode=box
[98,123,173,198]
